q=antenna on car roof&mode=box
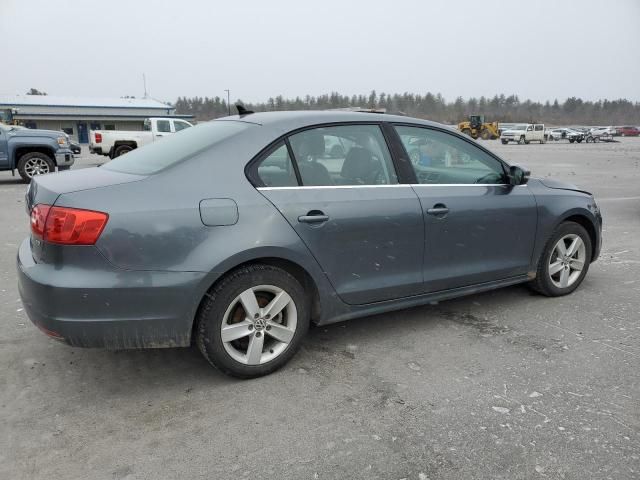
[236,104,254,116]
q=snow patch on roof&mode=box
[0,95,173,109]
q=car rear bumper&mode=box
[17,237,207,349]
[89,146,103,155]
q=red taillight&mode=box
[95,132,102,143]
[31,204,51,239]
[30,204,108,245]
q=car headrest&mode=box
[291,131,325,159]
[341,147,375,181]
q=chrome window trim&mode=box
[257,185,408,191]
[257,184,521,191]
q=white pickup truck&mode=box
[500,123,545,145]
[89,117,193,158]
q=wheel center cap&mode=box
[254,318,266,331]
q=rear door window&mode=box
[256,142,298,187]
[156,120,171,133]
[287,125,398,186]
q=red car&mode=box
[616,126,640,137]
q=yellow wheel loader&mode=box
[458,115,499,140]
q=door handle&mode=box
[298,211,329,224]
[427,204,449,216]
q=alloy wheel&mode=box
[24,158,51,177]
[221,285,297,365]
[548,234,586,288]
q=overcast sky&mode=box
[1,0,639,104]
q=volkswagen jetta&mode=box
[17,111,602,378]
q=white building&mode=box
[0,95,193,143]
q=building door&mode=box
[77,123,88,143]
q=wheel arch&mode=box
[190,255,324,344]
[14,146,56,165]
[113,141,137,149]
[558,213,599,261]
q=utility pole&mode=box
[224,89,230,116]
[143,73,148,98]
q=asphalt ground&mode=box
[1,137,639,479]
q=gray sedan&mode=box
[17,111,602,378]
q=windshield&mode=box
[102,120,252,175]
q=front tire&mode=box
[530,221,592,297]
[196,264,310,378]
[17,152,55,183]
[501,139,508,145]
[518,136,526,145]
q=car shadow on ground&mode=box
[45,283,535,396]
[0,177,26,186]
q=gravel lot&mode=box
[1,138,639,480]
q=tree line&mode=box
[174,91,640,125]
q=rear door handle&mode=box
[427,204,449,216]
[298,211,329,224]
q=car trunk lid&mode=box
[26,167,144,212]
[26,167,144,263]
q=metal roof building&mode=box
[0,95,193,143]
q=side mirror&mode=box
[509,165,530,185]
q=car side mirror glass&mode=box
[509,165,530,185]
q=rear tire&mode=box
[196,264,310,378]
[114,145,133,157]
[529,221,592,297]
[17,152,55,183]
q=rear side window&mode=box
[287,125,398,186]
[103,121,251,175]
[157,120,171,133]
[535,125,544,131]
[256,142,298,187]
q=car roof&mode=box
[214,110,449,131]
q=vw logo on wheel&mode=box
[254,318,267,331]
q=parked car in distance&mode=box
[18,111,602,378]
[89,117,193,158]
[500,123,545,144]
[616,126,640,137]
[0,123,74,182]
[547,128,584,143]
[590,126,613,135]
[584,127,609,143]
